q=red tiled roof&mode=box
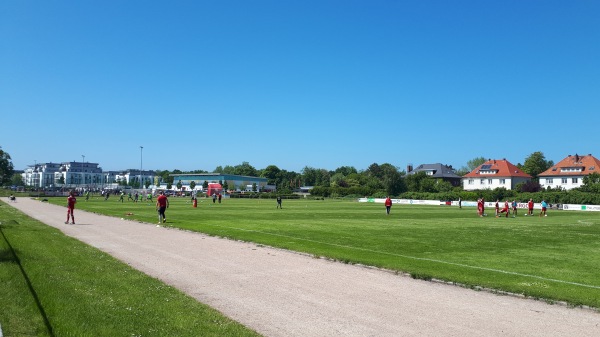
[463,159,532,178]
[539,154,600,177]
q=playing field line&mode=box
[208,224,600,290]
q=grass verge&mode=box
[0,201,261,337]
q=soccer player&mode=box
[477,198,483,217]
[276,195,282,209]
[384,196,392,215]
[65,191,76,224]
[156,191,169,224]
[527,198,534,216]
[512,200,518,217]
[119,191,125,203]
[540,200,548,217]
[494,200,500,217]
[499,200,510,218]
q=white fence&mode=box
[357,198,600,212]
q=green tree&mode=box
[580,172,600,193]
[190,181,196,191]
[334,166,357,176]
[330,172,346,187]
[176,180,182,190]
[234,162,257,176]
[405,171,427,192]
[11,173,23,186]
[145,180,151,189]
[365,163,383,179]
[203,181,209,189]
[435,179,454,192]
[583,172,600,185]
[261,165,281,185]
[383,169,405,196]
[0,147,14,186]
[222,165,235,174]
[523,151,554,178]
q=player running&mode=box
[65,191,77,224]
[156,191,169,224]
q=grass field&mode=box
[46,194,600,309]
[0,200,261,336]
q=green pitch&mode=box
[53,196,600,308]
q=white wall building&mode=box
[538,154,600,190]
[462,159,532,191]
[22,162,103,188]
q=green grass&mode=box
[54,195,600,309]
[0,201,261,337]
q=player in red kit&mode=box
[156,191,169,224]
[499,200,510,217]
[65,191,77,224]
[384,196,392,215]
[527,199,534,216]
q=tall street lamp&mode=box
[140,146,143,189]
[82,155,85,187]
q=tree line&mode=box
[3,148,600,203]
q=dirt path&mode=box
[6,198,600,336]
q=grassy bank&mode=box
[51,195,600,309]
[0,201,261,336]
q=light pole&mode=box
[33,160,37,187]
[140,146,143,189]
[82,155,85,163]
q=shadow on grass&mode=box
[0,248,16,262]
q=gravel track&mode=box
[6,198,600,336]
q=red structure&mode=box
[206,183,222,197]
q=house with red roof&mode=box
[462,159,532,191]
[538,154,600,190]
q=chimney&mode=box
[407,164,413,173]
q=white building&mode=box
[538,154,600,190]
[22,162,103,188]
[103,170,155,188]
[462,159,532,191]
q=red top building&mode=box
[538,154,600,190]
[462,159,531,191]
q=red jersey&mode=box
[384,198,392,207]
[503,201,509,210]
[157,194,168,207]
[528,200,534,210]
[67,195,76,208]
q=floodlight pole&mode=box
[140,146,143,189]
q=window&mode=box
[480,179,485,184]
[500,179,505,184]
[468,179,474,185]
[572,178,579,184]
[488,179,493,185]
[562,178,567,184]
[547,178,553,184]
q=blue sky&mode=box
[2,0,599,173]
